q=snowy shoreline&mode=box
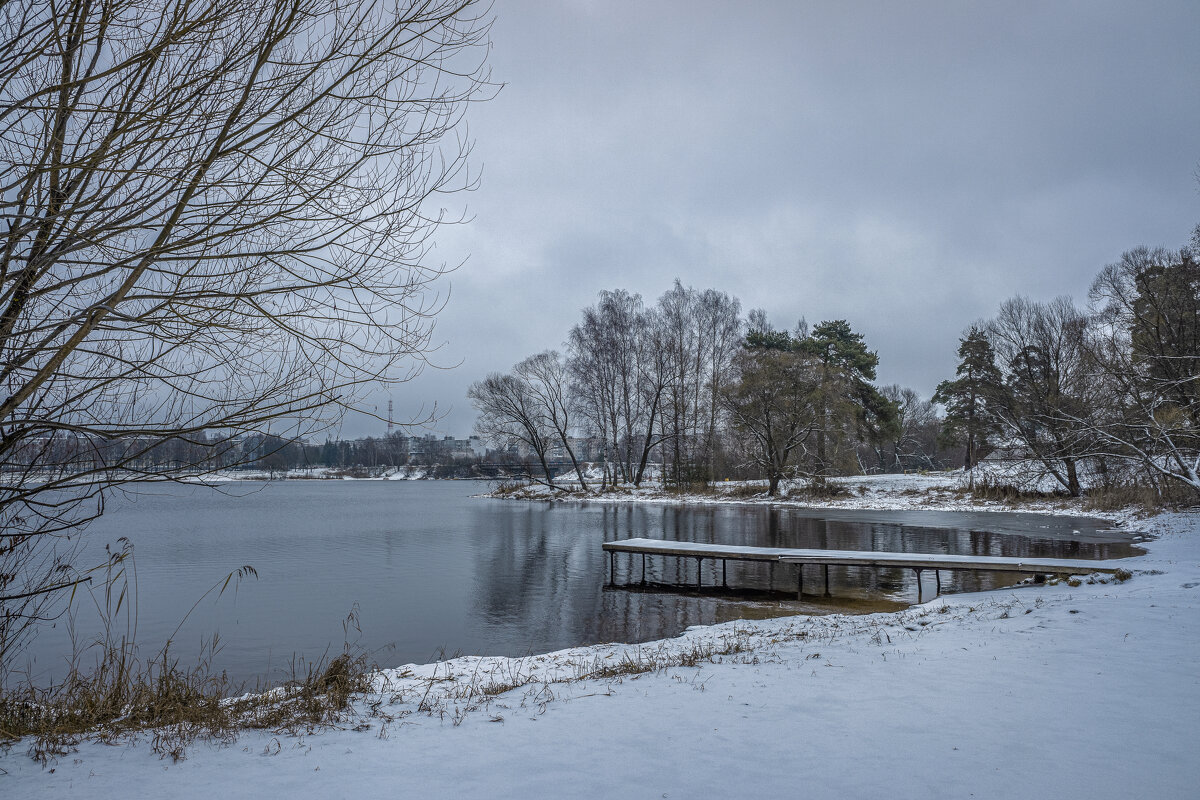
[484,470,1149,524]
[186,465,444,481]
[4,479,1198,798]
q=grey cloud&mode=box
[348,0,1200,439]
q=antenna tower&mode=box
[387,399,394,435]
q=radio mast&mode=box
[387,399,394,436]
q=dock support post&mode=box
[609,551,615,585]
[769,562,774,591]
[935,569,941,595]
[823,564,831,597]
[722,559,727,588]
[797,565,803,599]
[915,568,923,602]
[696,557,702,589]
[641,553,646,585]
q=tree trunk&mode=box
[966,429,976,490]
[1065,458,1081,497]
[538,451,555,488]
[562,441,588,493]
[634,389,662,487]
[815,427,827,483]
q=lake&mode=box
[12,480,1143,688]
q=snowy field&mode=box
[3,488,1199,798]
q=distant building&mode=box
[394,433,488,461]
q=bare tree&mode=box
[696,288,742,482]
[1083,246,1200,494]
[515,351,589,492]
[656,280,708,486]
[567,290,667,487]
[722,333,820,496]
[985,296,1097,496]
[878,385,938,471]
[0,0,491,667]
[567,292,624,487]
[630,307,673,486]
[468,371,558,489]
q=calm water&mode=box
[15,480,1143,687]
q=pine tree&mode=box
[802,320,886,479]
[932,326,1003,485]
[1129,251,1200,425]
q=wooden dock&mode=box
[601,537,1137,600]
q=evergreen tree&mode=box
[1129,251,1200,425]
[854,382,902,470]
[745,327,794,352]
[802,320,885,479]
[932,326,1003,483]
[322,437,339,467]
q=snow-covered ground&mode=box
[4,488,1199,798]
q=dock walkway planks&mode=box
[601,537,1137,599]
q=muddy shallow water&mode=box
[13,481,1143,687]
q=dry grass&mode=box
[0,564,379,764]
[1082,482,1199,513]
[721,483,768,499]
[487,479,543,497]
[953,482,1068,503]
[784,482,852,501]
[0,637,377,764]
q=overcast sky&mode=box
[343,0,1200,439]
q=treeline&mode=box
[937,231,1200,498]
[469,280,955,494]
[231,433,490,472]
[246,434,414,472]
[471,225,1200,501]
[0,432,494,476]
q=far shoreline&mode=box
[477,470,1158,528]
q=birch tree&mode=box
[567,290,668,487]
[696,288,742,482]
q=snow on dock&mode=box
[602,537,1137,599]
[602,536,1132,574]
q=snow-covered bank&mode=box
[490,470,1137,519]
[188,465,442,481]
[4,503,1198,797]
